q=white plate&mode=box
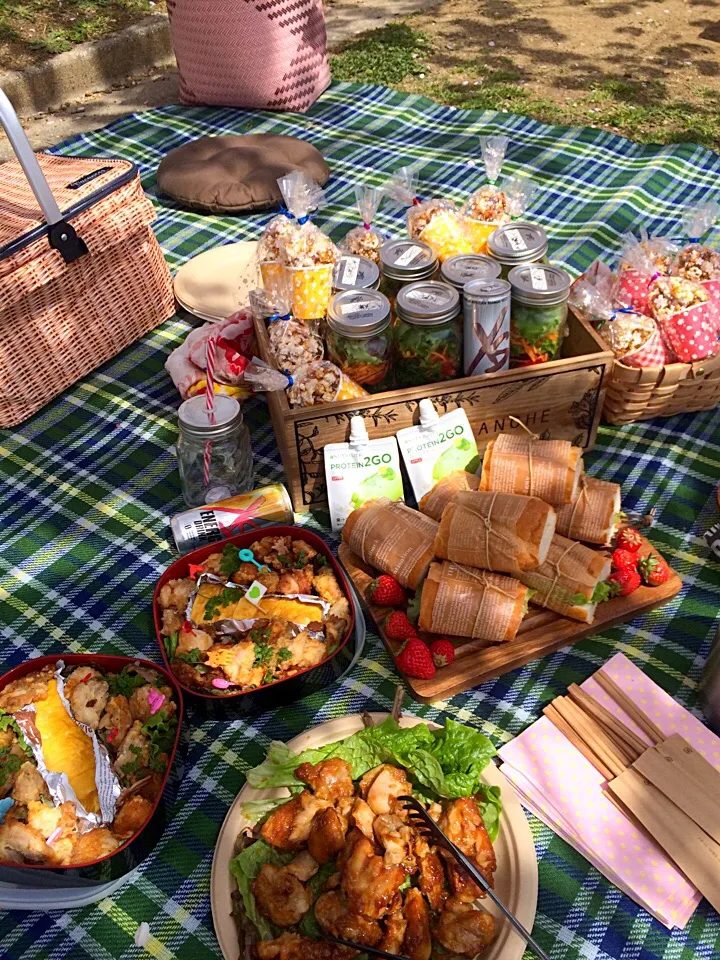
[211,713,538,960]
[173,240,259,322]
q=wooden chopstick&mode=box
[543,703,614,780]
[594,670,665,744]
[554,697,628,777]
[567,684,647,759]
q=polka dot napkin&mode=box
[498,652,720,929]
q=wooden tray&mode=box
[338,537,682,703]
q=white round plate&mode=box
[173,240,259,322]
[211,713,538,960]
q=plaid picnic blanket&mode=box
[0,81,719,960]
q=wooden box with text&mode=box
[255,311,614,514]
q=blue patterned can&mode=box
[462,278,511,376]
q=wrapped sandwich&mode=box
[341,499,439,590]
[480,433,583,506]
[555,476,622,546]
[418,561,530,643]
[419,470,481,522]
[433,490,556,575]
[516,533,612,623]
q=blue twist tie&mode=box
[297,214,311,225]
[268,312,292,324]
[610,306,637,320]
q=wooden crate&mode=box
[255,311,614,514]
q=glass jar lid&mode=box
[380,239,437,281]
[333,255,380,291]
[463,278,512,304]
[441,254,502,289]
[396,281,460,325]
[487,222,548,264]
[508,264,571,306]
[178,395,243,439]
[327,289,391,337]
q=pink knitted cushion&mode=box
[166,0,331,113]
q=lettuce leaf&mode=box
[229,840,293,940]
[298,862,336,937]
[0,710,32,758]
[246,717,500,838]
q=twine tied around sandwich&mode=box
[442,563,520,638]
[566,474,589,537]
[470,491,517,573]
[543,539,583,606]
[508,416,540,497]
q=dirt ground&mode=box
[393,0,720,143]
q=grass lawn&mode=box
[331,13,720,150]
[0,0,163,66]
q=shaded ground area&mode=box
[332,0,720,148]
[0,0,163,66]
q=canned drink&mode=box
[170,483,294,552]
[462,278,512,376]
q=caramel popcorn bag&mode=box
[249,282,324,374]
[672,201,720,334]
[339,185,389,265]
[385,165,472,263]
[647,276,718,363]
[616,231,677,315]
[244,357,367,408]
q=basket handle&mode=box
[0,86,88,264]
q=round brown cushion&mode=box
[157,134,329,213]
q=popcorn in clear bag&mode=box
[249,282,323,373]
[671,201,720,333]
[243,357,368,407]
[384,165,472,263]
[339,185,389,265]
[647,275,717,362]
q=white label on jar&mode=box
[341,257,361,285]
[395,244,423,267]
[505,229,528,251]
[340,299,374,315]
[529,267,548,290]
[406,291,444,305]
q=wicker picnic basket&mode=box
[0,89,174,428]
[603,352,720,424]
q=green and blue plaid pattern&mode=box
[0,82,719,959]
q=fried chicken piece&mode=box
[231,561,264,586]
[254,861,314,927]
[256,932,351,960]
[380,911,408,954]
[26,800,76,864]
[296,758,354,801]
[158,578,195,612]
[281,631,327,672]
[113,795,153,840]
[252,536,295,570]
[68,673,109,730]
[440,798,496,901]
[315,890,383,946]
[359,765,412,816]
[161,608,185,637]
[416,839,447,911]
[326,611,350,650]
[260,791,331,850]
[434,897,496,957]
[0,665,54,712]
[373,814,417,872]
[176,626,214,656]
[341,830,406,919]
[0,820,52,864]
[12,762,49,804]
[128,684,176,723]
[0,728,13,750]
[114,721,150,781]
[308,807,348,864]
[98,694,133,747]
[286,850,319,881]
[350,797,375,841]
[205,641,265,688]
[313,567,344,604]
[171,658,225,693]
[277,567,314,596]
[71,827,119,865]
[257,570,281,593]
[293,540,318,562]
[402,887,432,960]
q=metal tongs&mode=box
[397,796,551,960]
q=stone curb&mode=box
[0,15,175,118]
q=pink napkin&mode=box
[498,652,720,929]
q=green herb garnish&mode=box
[143,708,178,774]
[293,550,307,569]
[249,626,271,645]
[253,643,274,669]
[219,543,242,578]
[203,586,240,621]
[276,554,289,566]
[262,668,274,685]
[106,667,148,699]
[314,554,328,568]
[0,711,32,758]
[0,747,25,788]
[121,743,143,776]
[176,647,204,666]
[276,647,292,663]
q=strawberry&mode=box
[368,574,406,607]
[430,639,455,668]
[385,611,417,642]
[616,527,643,553]
[638,554,670,587]
[612,548,639,572]
[608,568,642,596]
[395,637,436,680]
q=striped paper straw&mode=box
[203,337,217,487]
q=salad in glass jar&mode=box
[326,290,393,392]
[508,264,571,366]
[393,281,463,387]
